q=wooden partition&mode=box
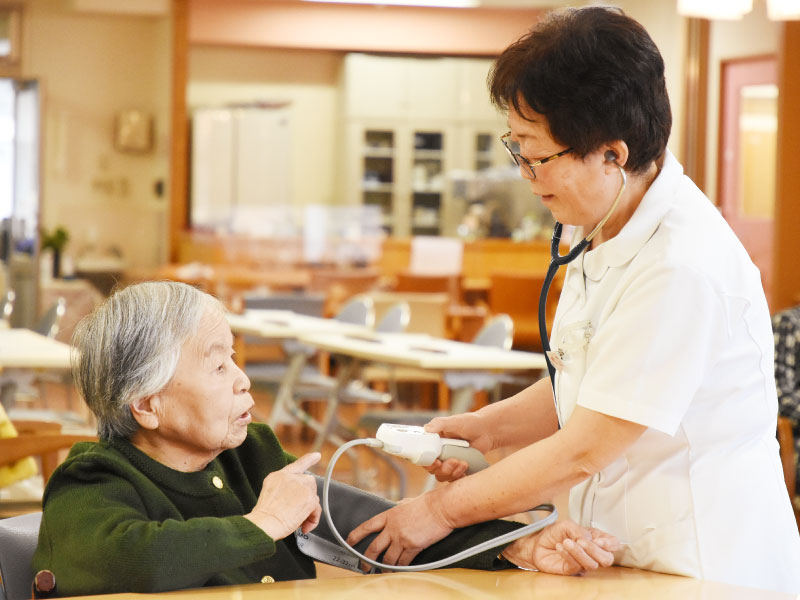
[379,237,555,282]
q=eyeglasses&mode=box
[501,131,572,179]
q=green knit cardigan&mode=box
[33,423,520,597]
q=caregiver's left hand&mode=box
[346,494,453,567]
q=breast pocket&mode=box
[552,319,594,424]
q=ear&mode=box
[129,394,161,431]
[603,140,629,172]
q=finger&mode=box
[301,504,322,534]
[286,452,322,473]
[561,538,599,570]
[347,513,386,546]
[576,538,615,567]
[363,530,392,562]
[397,548,421,567]
[423,417,448,434]
[424,460,443,474]
[555,542,584,574]
[589,529,623,552]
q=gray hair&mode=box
[72,281,224,439]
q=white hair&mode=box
[72,281,224,439]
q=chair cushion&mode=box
[0,511,42,600]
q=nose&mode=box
[234,361,251,394]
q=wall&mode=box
[21,0,171,270]
[187,46,343,222]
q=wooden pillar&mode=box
[680,17,709,192]
[169,0,189,263]
[772,21,800,312]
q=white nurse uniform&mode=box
[549,150,800,593]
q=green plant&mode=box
[40,226,70,253]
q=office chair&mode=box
[35,298,66,339]
[0,290,15,325]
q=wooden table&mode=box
[226,310,371,429]
[57,566,796,599]
[297,330,546,452]
[0,329,72,371]
[0,328,73,410]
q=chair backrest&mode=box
[35,298,66,339]
[243,292,325,317]
[472,313,514,351]
[0,290,15,323]
[488,272,561,350]
[368,291,448,338]
[409,236,463,275]
[334,295,375,328]
[394,272,461,306]
[0,511,42,600]
[375,301,410,334]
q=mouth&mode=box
[237,403,255,424]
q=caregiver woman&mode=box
[348,6,800,594]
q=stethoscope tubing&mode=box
[537,164,627,427]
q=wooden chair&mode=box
[308,268,381,317]
[0,419,96,517]
[777,415,800,532]
[394,271,461,307]
[488,271,562,351]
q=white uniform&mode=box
[550,150,800,594]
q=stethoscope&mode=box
[537,161,627,427]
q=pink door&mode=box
[718,56,778,306]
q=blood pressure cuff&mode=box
[295,475,523,573]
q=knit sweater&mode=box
[33,423,520,597]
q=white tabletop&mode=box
[298,330,547,371]
[0,328,73,370]
[226,310,370,340]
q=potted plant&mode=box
[40,226,70,279]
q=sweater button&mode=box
[212,476,224,489]
[261,575,275,584]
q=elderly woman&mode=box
[33,281,617,597]
[348,7,800,594]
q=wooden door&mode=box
[718,56,778,305]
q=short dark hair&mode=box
[489,6,671,174]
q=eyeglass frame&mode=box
[501,131,572,179]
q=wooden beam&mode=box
[169,0,189,262]
[189,0,543,56]
[680,17,709,192]
[772,20,800,312]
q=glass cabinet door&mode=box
[411,131,443,236]
[362,129,395,234]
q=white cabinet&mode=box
[191,105,292,232]
[341,54,511,237]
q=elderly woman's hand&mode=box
[501,520,620,575]
[245,452,322,540]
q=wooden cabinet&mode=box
[341,54,510,237]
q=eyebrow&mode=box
[204,343,229,359]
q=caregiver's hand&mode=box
[346,493,453,567]
[245,452,322,540]
[502,520,620,575]
[424,413,492,482]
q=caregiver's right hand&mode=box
[245,452,322,540]
[424,413,492,482]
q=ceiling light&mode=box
[302,0,480,7]
[676,0,753,19]
[767,0,800,20]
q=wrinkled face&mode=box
[153,308,254,465]
[507,102,619,231]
